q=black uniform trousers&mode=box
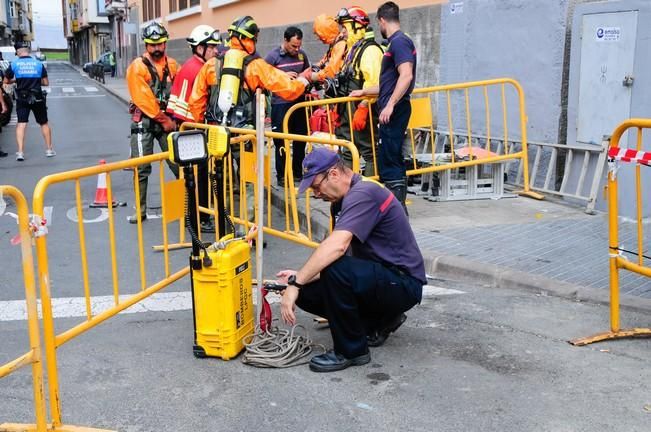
[296,255,422,359]
[271,101,307,183]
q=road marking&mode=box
[1,289,269,321]
[0,291,193,321]
[66,207,109,224]
[48,94,106,99]
[8,113,17,126]
[422,285,466,296]
[84,86,99,92]
[62,87,75,93]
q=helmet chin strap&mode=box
[238,35,255,55]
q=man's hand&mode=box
[349,89,364,98]
[153,111,176,132]
[352,103,369,131]
[275,269,297,284]
[286,71,298,79]
[379,103,394,125]
[299,68,313,82]
[280,285,300,325]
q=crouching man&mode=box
[276,148,426,372]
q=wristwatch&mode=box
[287,274,305,289]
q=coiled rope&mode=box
[242,323,325,368]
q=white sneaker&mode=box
[46,149,56,157]
[16,152,24,161]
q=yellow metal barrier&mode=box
[177,123,359,249]
[31,155,190,430]
[571,119,651,346]
[0,186,47,432]
[283,78,543,201]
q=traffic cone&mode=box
[89,160,118,208]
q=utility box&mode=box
[566,0,651,217]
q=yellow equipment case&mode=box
[191,237,254,360]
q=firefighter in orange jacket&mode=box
[126,22,179,223]
[309,14,348,83]
[188,15,308,127]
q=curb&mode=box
[424,252,651,314]
[67,61,129,106]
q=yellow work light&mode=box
[168,130,208,166]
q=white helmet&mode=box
[187,25,221,46]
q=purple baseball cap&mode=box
[298,147,340,193]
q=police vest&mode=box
[205,53,259,128]
[141,56,173,111]
[337,32,383,94]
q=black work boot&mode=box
[367,313,407,347]
[309,350,371,373]
[385,178,408,216]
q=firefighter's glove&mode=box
[352,104,369,131]
[153,111,176,133]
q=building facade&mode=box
[65,0,110,65]
[2,0,34,46]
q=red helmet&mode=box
[335,6,370,27]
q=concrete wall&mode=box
[438,0,569,143]
[165,4,441,92]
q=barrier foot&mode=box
[151,242,192,252]
[569,327,651,346]
[1,424,116,432]
[516,190,545,200]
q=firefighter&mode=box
[188,15,308,126]
[126,22,179,224]
[333,6,384,177]
[308,14,348,83]
[187,15,308,224]
[166,25,221,232]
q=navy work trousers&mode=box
[377,99,412,182]
[271,101,307,182]
[296,256,422,359]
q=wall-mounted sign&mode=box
[595,27,620,42]
[450,2,463,15]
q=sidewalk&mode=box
[87,66,651,312]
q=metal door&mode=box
[577,11,637,145]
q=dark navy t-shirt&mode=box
[378,30,416,110]
[264,46,309,104]
[332,174,426,284]
[5,55,47,93]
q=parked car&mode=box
[83,52,112,74]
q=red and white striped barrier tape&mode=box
[608,147,651,165]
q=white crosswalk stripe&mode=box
[84,86,99,92]
[62,87,75,93]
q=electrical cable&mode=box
[210,168,236,234]
[242,322,325,368]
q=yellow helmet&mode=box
[142,22,169,44]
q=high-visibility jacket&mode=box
[166,55,204,122]
[315,37,347,81]
[126,53,178,119]
[188,41,306,125]
[337,32,383,97]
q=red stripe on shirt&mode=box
[379,194,394,213]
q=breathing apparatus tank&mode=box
[217,48,247,125]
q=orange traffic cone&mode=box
[89,160,118,208]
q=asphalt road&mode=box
[2,276,651,431]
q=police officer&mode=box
[333,6,383,176]
[350,2,417,212]
[3,41,50,162]
[126,22,179,223]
